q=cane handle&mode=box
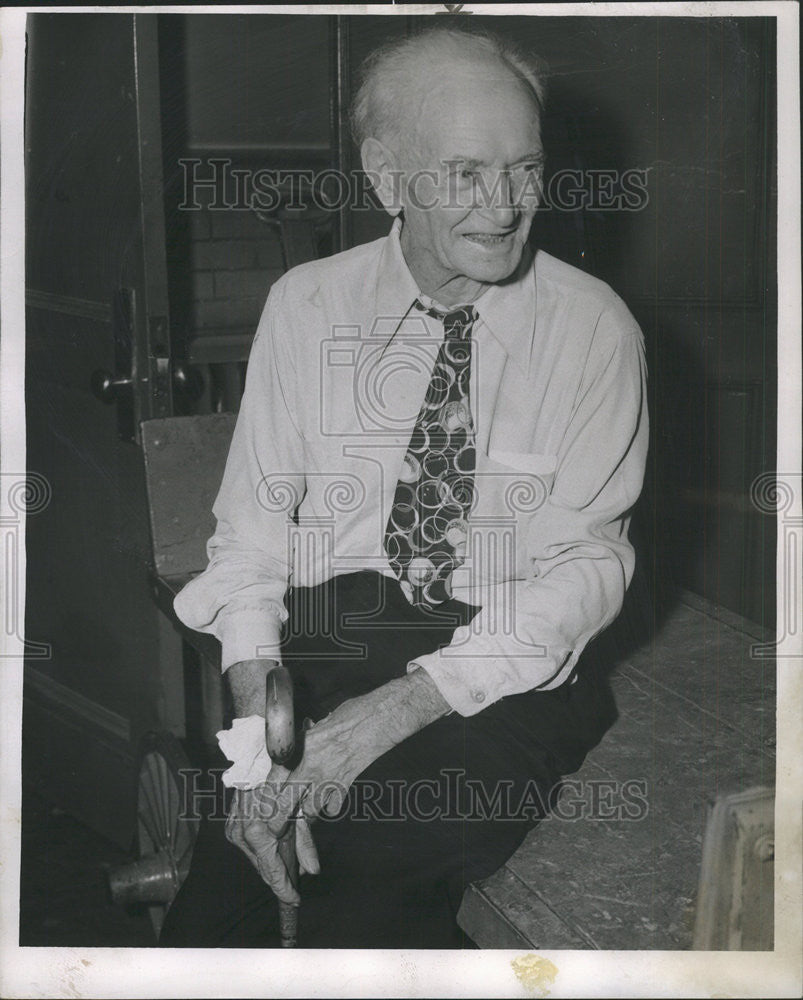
[264,665,295,765]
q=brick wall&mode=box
[187,205,286,346]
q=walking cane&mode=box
[264,664,299,947]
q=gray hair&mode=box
[350,24,548,152]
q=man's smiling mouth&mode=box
[463,232,516,246]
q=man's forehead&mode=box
[413,84,542,163]
[415,57,537,117]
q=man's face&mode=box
[397,60,544,304]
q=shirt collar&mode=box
[373,217,424,328]
[374,216,538,372]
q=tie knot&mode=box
[414,300,477,340]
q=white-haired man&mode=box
[162,25,648,948]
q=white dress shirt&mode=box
[174,218,648,717]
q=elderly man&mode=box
[161,25,648,948]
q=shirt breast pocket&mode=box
[469,449,557,581]
[486,449,558,481]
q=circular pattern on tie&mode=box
[441,400,470,432]
[384,303,478,607]
[399,454,420,483]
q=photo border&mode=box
[1,3,800,997]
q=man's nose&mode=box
[475,171,519,227]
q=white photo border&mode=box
[1,4,800,997]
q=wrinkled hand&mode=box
[225,671,449,904]
[225,764,320,906]
[274,697,386,823]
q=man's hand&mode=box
[224,658,313,903]
[273,667,450,823]
[224,764,320,906]
[223,660,450,898]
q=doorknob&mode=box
[172,363,204,401]
[92,364,203,405]
[91,369,133,403]
[93,288,137,440]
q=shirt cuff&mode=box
[408,630,576,717]
[217,609,284,671]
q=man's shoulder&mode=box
[534,250,641,337]
[270,235,386,308]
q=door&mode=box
[24,13,183,847]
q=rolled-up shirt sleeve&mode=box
[173,277,304,671]
[411,306,649,716]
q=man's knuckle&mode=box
[242,826,263,850]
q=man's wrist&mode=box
[403,666,451,725]
[227,658,278,718]
[377,667,450,745]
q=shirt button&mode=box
[472,689,486,703]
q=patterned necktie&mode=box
[384,301,478,607]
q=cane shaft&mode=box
[277,825,298,947]
[264,665,299,946]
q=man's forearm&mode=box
[228,657,447,726]
[226,659,450,789]
[339,668,451,774]
[276,666,451,813]
[227,658,277,717]
[383,667,451,740]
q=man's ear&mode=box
[360,137,404,217]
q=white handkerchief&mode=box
[216,715,273,789]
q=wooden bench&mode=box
[142,414,236,750]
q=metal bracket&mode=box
[149,316,172,418]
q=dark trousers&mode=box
[160,571,615,948]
